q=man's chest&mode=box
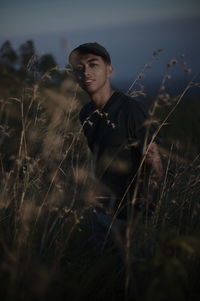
[83,109,130,151]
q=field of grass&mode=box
[0,54,200,301]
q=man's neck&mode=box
[90,86,115,108]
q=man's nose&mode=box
[83,66,91,77]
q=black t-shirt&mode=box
[79,91,155,217]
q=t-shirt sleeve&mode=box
[79,103,92,125]
[127,100,160,151]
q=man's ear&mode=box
[107,64,113,78]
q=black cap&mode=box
[69,42,111,65]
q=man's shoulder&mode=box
[79,102,94,124]
[116,91,148,116]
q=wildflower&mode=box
[184,68,192,73]
[144,63,151,68]
[166,75,171,80]
[171,59,178,65]
[137,73,143,80]
[167,59,178,68]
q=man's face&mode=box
[70,53,113,95]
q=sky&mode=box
[0,0,200,91]
[1,0,200,36]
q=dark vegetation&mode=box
[0,40,200,301]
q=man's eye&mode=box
[75,66,83,72]
[90,63,98,68]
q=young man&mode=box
[69,42,163,222]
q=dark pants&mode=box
[86,209,127,252]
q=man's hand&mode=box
[145,142,163,190]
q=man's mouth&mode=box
[83,79,95,85]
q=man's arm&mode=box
[127,100,163,192]
[145,142,163,191]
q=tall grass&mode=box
[0,53,200,301]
